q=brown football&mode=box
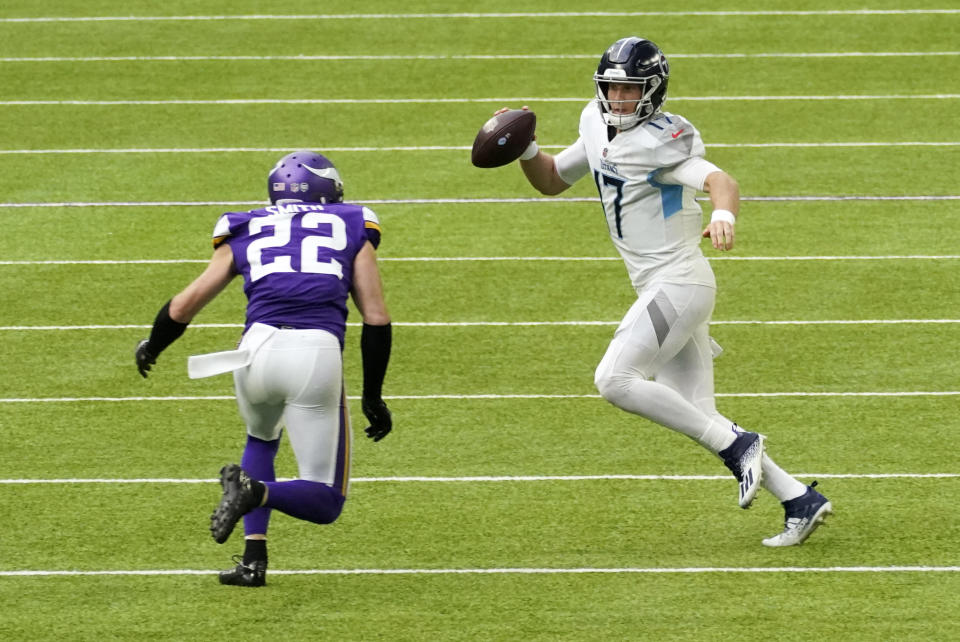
[470,109,537,168]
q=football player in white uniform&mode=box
[508,37,832,546]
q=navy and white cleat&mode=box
[719,429,765,509]
[763,482,833,547]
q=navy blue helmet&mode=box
[594,37,670,130]
[268,150,344,204]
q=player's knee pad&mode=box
[312,487,346,525]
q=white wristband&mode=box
[519,140,539,161]
[710,209,736,225]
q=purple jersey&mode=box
[212,202,382,345]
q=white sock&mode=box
[698,419,737,454]
[760,454,808,502]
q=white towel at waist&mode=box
[187,323,277,379]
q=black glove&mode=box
[362,396,392,442]
[135,339,157,378]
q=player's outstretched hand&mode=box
[702,221,735,251]
[135,339,157,378]
[362,396,392,442]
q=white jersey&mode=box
[556,101,720,291]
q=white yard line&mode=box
[1,255,958,266]
[1,142,958,154]
[1,472,956,485]
[2,95,958,106]
[2,52,959,62]
[2,195,959,208]
[2,10,958,22]
[2,566,958,578]
[1,320,959,332]
[0,392,956,403]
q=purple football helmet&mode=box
[268,150,344,204]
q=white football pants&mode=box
[594,282,735,453]
[594,282,808,502]
[232,328,352,490]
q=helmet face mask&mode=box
[594,37,670,130]
[268,151,344,204]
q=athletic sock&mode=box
[242,538,267,565]
[760,454,808,502]
[697,419,738,454]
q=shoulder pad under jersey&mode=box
[642,113,706,166]
[361,206,382,249]
[211,210,257,249]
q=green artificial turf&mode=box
[1,2,958,640]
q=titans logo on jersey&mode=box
[211,202,382,344]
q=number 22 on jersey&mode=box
[246,211,347,282]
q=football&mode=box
[470,109,537,168]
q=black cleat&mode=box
[218,555,267,587]
[210,464,262,544]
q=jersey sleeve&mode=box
[654,157,722,191]
[361,206,382,249]
[211,213,233,248]
[555,137,590,185]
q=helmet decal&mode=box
[267,151,344,204]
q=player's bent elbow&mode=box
[363,311,391,326]
[722,173,740,195]
[168,294,198,324]
[531,174,572,196]
[358,296,390,326]
[705,171,739,196]
[535,182,568,196]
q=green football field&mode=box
[1,1,959,640]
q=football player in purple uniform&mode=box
[506,38,832,547]
[135,151,392,585]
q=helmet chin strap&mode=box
[601,109,641,130]
[598,97,650,130]
[597,84,654,129]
